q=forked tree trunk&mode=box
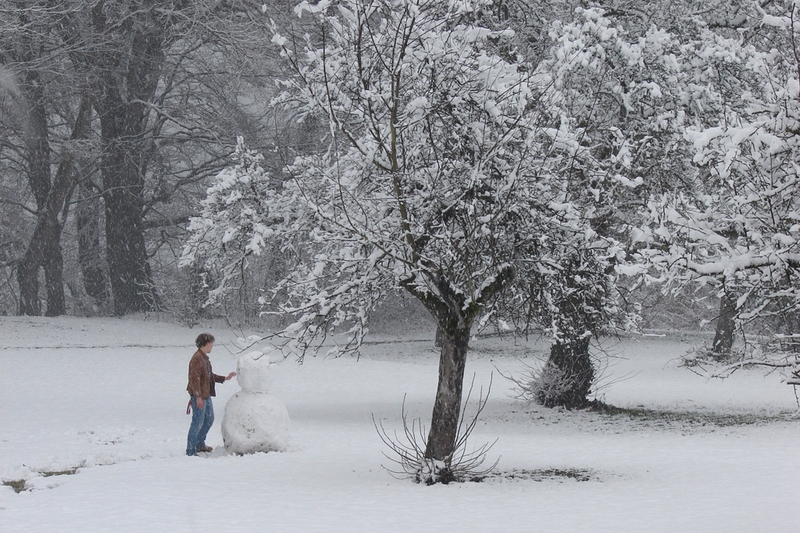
[420,266,515,468]
[17,84,90,316]
[425,323,471,467]
[18,222,66,316]
[403,263,515,482]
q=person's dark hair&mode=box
[195,333,215,348]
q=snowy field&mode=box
[1,316,798,533]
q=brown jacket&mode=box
[186,349,226,399]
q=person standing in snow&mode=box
[186,333,235,456]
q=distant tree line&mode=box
[0,0,301,316]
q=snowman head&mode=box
[236,350,277,393]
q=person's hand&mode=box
[226,372,236,381]
[197,397,204,409]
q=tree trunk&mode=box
[17,252,41,316]
[425,323,471,472]
[77,180,107,301]
[18,202,69,317]
[102,154,153,314]
[402,265,514,481]
[92,5,168,314]
[711,290,737,360]
[16,69,80,316]
[41,235,66,317]
[18,212,67,316]
[17,68,52,316]
[539,336,594,409]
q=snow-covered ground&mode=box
[1,316,798,533]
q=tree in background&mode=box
[0,2,95,316]
[497,5,721,407]
[637,0,800,379]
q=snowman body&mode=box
[221,351,290,454]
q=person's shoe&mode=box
[196,445,213,453]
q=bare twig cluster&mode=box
[374,376,499,485]
[505,355,599,408]
[681,333,800,405]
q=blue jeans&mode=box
[186,396,214,456]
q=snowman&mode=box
[221,350,290,454]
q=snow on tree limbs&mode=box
[632,1,800,380]
[182,1,718,476]
[181,1,628,354]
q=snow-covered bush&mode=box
[530,358,592,409]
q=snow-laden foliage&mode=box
[634,1,800,377]
[270,0,537,340]
[181,139,283,313]
[498,7,703,344]
[184,1,633,357]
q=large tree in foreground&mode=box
[185,0,627,482]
